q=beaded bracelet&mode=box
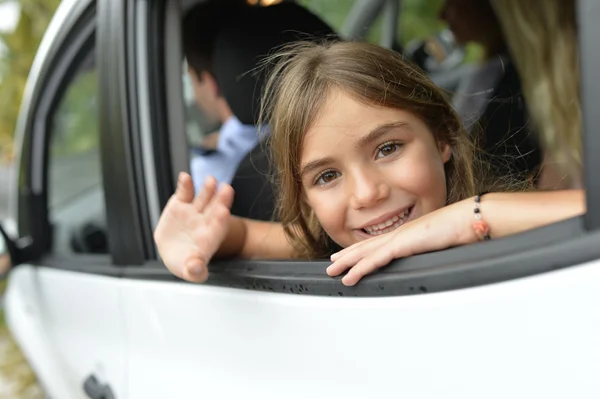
[472,193,491,241]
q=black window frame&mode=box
[8,0,169,275]
[129,0,600,297]
[12,0,124,271]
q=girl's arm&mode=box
[328,190,586,286]
[463,190,585,241]
[217,216,294,260]
[154,173,294,283]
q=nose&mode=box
[348,167,390,210]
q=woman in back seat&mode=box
[493,0,581,190]
[440,0,541,187]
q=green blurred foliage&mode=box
[299,0,446,45]
[0,0,61,162]
[401,0,445,44]
[50,68,98,157]
[297,0,482,63]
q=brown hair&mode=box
[260,40,477,258]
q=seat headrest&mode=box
[213,3,336,126]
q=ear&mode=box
[187,65,200,83]
[439,140,452,163]
[200,71,220,99]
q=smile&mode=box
[360,207,413,236]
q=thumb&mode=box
[180,255,210,283]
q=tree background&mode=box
[299,0,446,44]
[0,0,61,163]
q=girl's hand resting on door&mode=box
[327,199,475,287]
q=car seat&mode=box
[212,3,336,221]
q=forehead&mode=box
[302,90,429,152]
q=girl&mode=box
[155,40,582,286]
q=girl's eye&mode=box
[376,142,401,159]
[314,170,341,186]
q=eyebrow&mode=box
[299,121,411,179]
[300,157,335,180]
[354,121,411,150]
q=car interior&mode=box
[56,0,542,269]
[180,0,540,219]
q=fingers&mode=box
[175,172,195,202]
[216,183,235,210]
[193,176,218,212]
[341,249,395,286]
[327,236,398,286]
[327,238,382,277]
[202,183,234,229]
[326,255,354,277]
[330,238,370,262]
[178,186,234,283]
[203,183,234,215]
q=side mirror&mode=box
[0,224,15,278]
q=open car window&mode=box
[130,0,598,298]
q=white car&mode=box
[1,0,600,398]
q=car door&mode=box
[3,0,129,398]
[113,0,600,398]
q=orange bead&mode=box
[472,220,490,239]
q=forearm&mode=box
[458,189,586,243]
[215,216,294,259]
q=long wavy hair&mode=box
[259,41,478,258]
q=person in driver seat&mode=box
[183,1,335,198]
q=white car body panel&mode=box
[118,259,600,399]
[6,266,127,399]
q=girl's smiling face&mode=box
[300,90,452,248]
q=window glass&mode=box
[299,0,446,45]
[47,51,107,254]
[297,0,354,34]
[179,0,484,222]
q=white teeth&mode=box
[362,207,412,236]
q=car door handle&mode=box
[83,374,115,399]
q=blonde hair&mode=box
[492,0,581,187]
[259,40,478,258]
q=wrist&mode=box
[455,194,489,245]
[216,215,245,258]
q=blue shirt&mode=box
[191,116,261,193]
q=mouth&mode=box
[357,206,414,237]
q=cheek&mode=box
[306,190,348,242]
[194,86,207,104]
[391,149,448,209]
